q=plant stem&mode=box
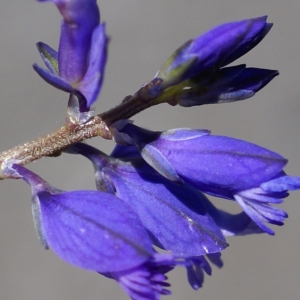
[0,115,109,178]
[0,92,165,179]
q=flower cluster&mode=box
[2,1,300,300]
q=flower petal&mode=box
[38,0,100,84]
[36,42,58,74]
[106,253,175,300]
[33,63,75,93]
[177,66,279,107]
[201,195,264,236]
[76,24,108,107]
[37,190,154,273]
[56,0,100,83]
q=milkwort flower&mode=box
[113,122,300,235]
[3,0,294,298]
[34,0,107,122]
[66,143,228,257]
[2,162,177,300]
[115,146,266,239]
[66,142,264,289]
[143,16,278,107]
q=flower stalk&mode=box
[0,115,108,177]
[0,91,166,177]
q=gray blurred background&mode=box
[0,0,299,299]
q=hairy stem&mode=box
[0,92,165,179]
[0,115,110,178]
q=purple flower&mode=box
[152,16,277,107]
[34,0,107,116]
[111,143,264,237]
[67,142,228,257]
[4,163,176,299]
[67,142,266,289]
[115,123,300,235]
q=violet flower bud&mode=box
[148,16,277,108]
[157,16,272,88]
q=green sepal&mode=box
[36,42,59,74]
[156,40,197,89]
